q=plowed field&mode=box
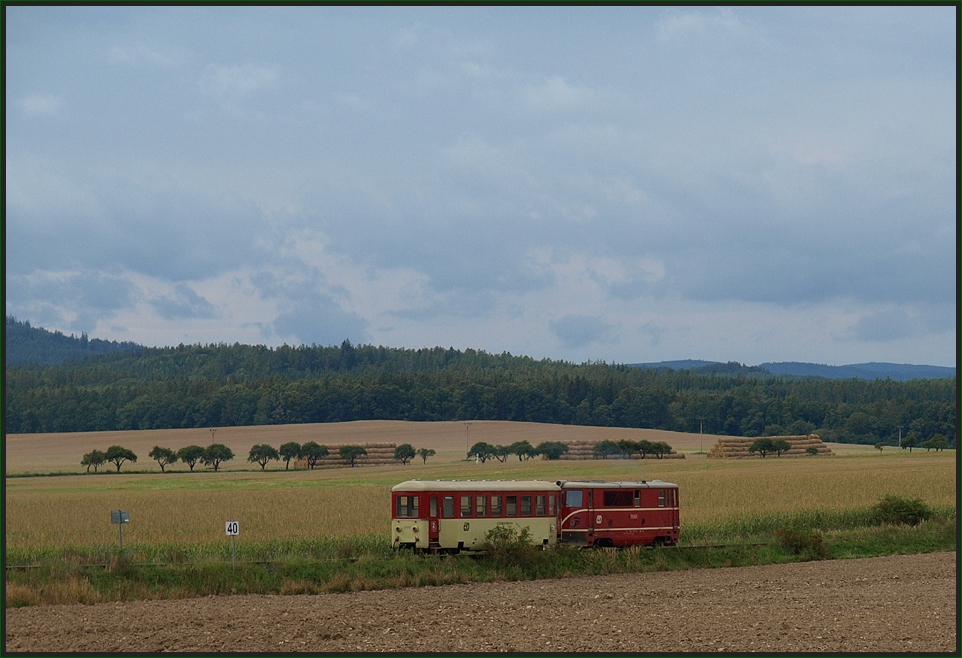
[5,552,956,653]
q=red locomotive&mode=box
[392,478,679,552]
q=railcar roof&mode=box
[392,479,559,492]
[559,480,678,489]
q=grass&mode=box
[6,508,955,607]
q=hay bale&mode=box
[706,434,832,459]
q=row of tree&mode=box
[9,340,955,447]
[592,439,675,459]
[80,442,411,473]
[467,440,572,462]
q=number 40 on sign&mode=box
[225,520,239,536]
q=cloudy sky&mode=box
[5,6,957,367]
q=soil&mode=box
[5,552,956,653]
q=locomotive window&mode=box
[520,495,532,516]
[430,496,438,518]
[603,490,632,507]
[476,495,487,517]
[634,490,640,507]
[658,490,665,508]
[506,495,517,516]
[565,490,583,508]
[443,496,455,518]
[535,495,546,516]
[460,496,472,518]
[491,495,502,517]
[395,495,419,518]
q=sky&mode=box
[4,6,957,367]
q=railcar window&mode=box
[443,496,455,518]
[395,495,419,518]
[658,490,665,508]
[461,495,472,518]
[535,495,546,516]
[491,495,502,516]
[430,496,438,518]
[506,495,517,516]
[549,494,556,516]
[603,490,632,507]
[520,495,532,516]
[476,495,487,517]
[565,490,583,507]
[634,490,640,507]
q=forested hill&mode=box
[5,316,145,366]
[4,338,956,448]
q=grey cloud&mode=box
[6,270,138,334]
[7,184,271,283]
[272,294,369,347]
[846,310,920,343]
[549,314,615,350]
[151,284,217,320]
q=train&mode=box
[392,478,679,553]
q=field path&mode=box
[5,552,955,653]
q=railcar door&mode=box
[560,487,590,546]
[428,495,440,548]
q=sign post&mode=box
[111,510,130,550]
[225,520,239,572]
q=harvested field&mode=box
[4,552,956,653]
[4,421,714,474]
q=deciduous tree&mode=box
[394,443,416,465]
[81,449,106,473]
[339,445,367,467]
[416,447,435,464]
[300,441,329,469]
[535,441,569,460]
[468,442,494,463]
[105,445,137,472]
[148,446,178,472]
[177,445,206,471]
[202,443,234,471]
[248,444,279,470]
[749,438,775,458]
[279,442,301,470]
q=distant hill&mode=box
[4,316,145,366]
[632,359,954,382]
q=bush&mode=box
[774,527,827,560]
[479,524,540,564]
[873,495,931,526]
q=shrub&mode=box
[479,524,540,564]
[874,495,931,526]
[774,527,827,560]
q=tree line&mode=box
[80,441,437,473]
[6,340,956,447]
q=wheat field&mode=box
[4,421,954,555]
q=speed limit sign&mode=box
[225,520,239,536]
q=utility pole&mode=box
[464,422,472,458]
[897,426,902,450]
[209,428,217,445]
[698,418,705,454]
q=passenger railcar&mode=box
[391,478,679,553]
[392,480,559,552]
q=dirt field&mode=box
[5,552,955,653]
[4,419,874,474]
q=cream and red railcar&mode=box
[392,480,560,553]
[392,478,679,552]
